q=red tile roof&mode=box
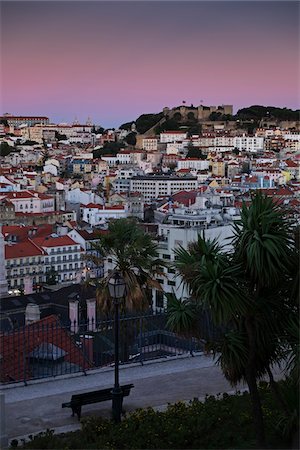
[3,190,53,200]
[5,239,45,259]
[285,160,299,168]
[0,315,93,383]
[32,235,78,248]
[3,224,54,242]
[171,190,198,207]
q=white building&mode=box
[33,235,84,284]
[4,234,84,290]
[67,229,104,279]
[101,155,118,167]
[152,223,235,311]
[65,188,102,206]
[160,131,187,143]
[81,203,129,226]
[129,175,198,202]
[2,190,55,213]
[177,158,209,171]
[283,133,300,141]
[233,136,264,153]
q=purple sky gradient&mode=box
[1,1,299,127]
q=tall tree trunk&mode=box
[266,365,290,415]
[245,316,267,449]
[245,367,267,449]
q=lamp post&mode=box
[108,271,126,423]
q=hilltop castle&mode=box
[163,104,233,121]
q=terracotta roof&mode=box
[3,225,53,242]
[3,190,53,201]
[285,160,299,168]
[32,235,78,248]
[83,203,102,209]
[5,239,44,259]
[77,229,107,240]
[171,190,198,207]
[0,315,92,383]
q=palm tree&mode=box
[166,293,197,337]
[172,192,297,448]
[91,218,165,315]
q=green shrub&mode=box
[18,385,293,449]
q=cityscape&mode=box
[0,1,299,449]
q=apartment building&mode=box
[4,234,84,290]
[129,175,198,201]
[2,191,55,213]
[160,131,187,143]
[81,203,129,226]
[233,136,264,153]
[5,240,45,291]
[142,137,158,151]
[0,115,49,127]
[152,223,235,311]
[177,158,209,171]
[72,159,92,174]
[32,235,84,284]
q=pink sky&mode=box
[1,1,299,127]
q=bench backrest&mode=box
[71,384,134,404]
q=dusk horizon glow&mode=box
[1,1,299,128]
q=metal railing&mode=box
[0,312,221,385]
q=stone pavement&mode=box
[0,353,283,445]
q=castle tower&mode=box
[0,225,8,299]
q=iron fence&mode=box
[0,312,221,385]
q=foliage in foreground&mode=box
[14,381,296,449]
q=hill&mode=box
[119,105,299,135]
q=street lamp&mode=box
[108,271,126,423]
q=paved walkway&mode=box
[0,353,283,444]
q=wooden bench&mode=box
[62,383,134,420]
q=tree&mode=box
[90,218,165,314]
[119,121,134,131]
[187,123,202,137]
[171,193,298,448]
[0,119,9,127]
[125,132,137,147]
[55,131,67,141]
[46,267,58,285]
[186,144,206,159]
[0,142,16,156]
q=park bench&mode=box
[62,383,134,420]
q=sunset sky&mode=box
[1,1,299,128]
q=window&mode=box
[168,280,176,286]
[155,290,164,308]
[162,254,171,260]
[168,268,176,274]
